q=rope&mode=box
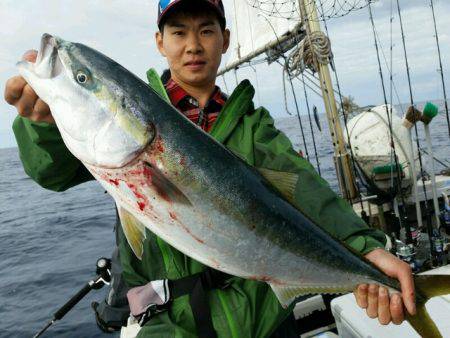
[286,31,332,75]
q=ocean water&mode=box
[0,110,449,337]
[0,148,116,337]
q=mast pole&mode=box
[298,0,357,200]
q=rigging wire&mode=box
[287,70,311,159]
[233,68,239,87]
[395,0,433,235]
[281,63,294,115]
[429,0,450,138]
[222,75,229,94]
[261,15,311,160]
[317,0,365,211]
[389,0,394,113]
[372,18,404,114]
[301,71,322,174]
[388,0,396,201]
[367,0,410,238]
[246,3,263,107]
[249,63,263,107]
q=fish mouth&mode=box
[17,33,65,79]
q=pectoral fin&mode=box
[118,207,146,260]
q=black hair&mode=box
[159,1,226,33]
[161,69,171,85]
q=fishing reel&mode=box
[93,257,112,289]
[34,257,112,338]
[395,240,418,272]
[440,193,450,235]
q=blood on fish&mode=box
[169,211,178,221]
[137,202,146,211]
[109,178,119,186]
[143,165,153,183]
[248,275,286,285]
[175,219,205,244]
[127,182,145,200]
[154,138,165,153]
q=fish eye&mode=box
[76,71,88,84]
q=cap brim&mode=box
[158,0,225,28]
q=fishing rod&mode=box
[419,147,450,169]
[33,257,111,338]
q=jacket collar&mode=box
[146,68,255,143]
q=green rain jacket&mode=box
[12,69,387,338]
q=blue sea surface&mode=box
[0,110,448,337]
[0,148,117,337]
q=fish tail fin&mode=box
[406,274,450,338]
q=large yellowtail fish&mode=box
[18,34,450,337]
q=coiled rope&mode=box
[285,31,332,76]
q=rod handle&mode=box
[54,282,93,320]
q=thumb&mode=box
[22,49,38,63]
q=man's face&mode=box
[156,11,230,88]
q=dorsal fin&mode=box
[257,167,299,204]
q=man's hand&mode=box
[4,50,55,124]
[354,248,416,325]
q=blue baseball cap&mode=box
[158,0,226,28]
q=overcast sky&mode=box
[1,0,449,148]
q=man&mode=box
[4,0,415,337]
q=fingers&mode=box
[22,49,38,63]
[4,77,53,122]
[31,99,54,123]
[4,76,27,105]
[4,49,54,123]
[366,284,379,318]
[390,293,404,325]
[356,284,405,326]
[396,263,416,315]
[354,284,368,308]
[377,287,391,325]
[16,84,39,116]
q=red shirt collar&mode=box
[164,78,226,109]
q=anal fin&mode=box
[118,207,146,260]
[269,283,349,308]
